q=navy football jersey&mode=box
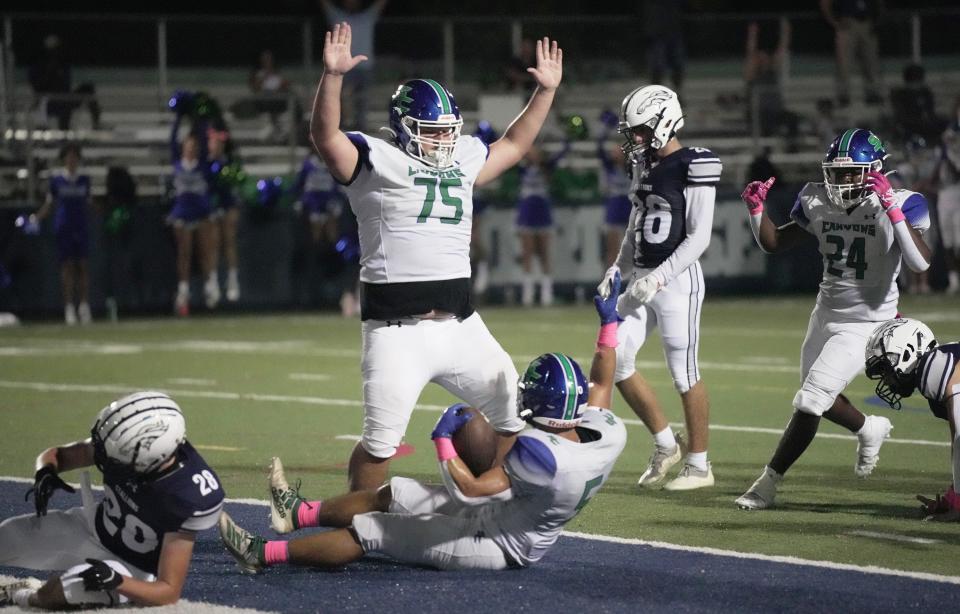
[630,147,721,268]
[94,441,224,574]
[917,342,960,421]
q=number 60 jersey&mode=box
[790,183,930,321]
[95,441,224,575]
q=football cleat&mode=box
[735,466,783,510]
[269,457,311,534]
[637,443,682,488]
[219,512,266,574]
[204,278,221,310]
[663,462,714,491]
[855,415,893,478]
[0,577,42,606]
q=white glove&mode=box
[597,265,620,300]
[628,274,661,304]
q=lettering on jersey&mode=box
[639,183,653,191]
[821,221,876,236]
[116,486,141,513]
[407,166,465,179]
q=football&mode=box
[452,407,498,476]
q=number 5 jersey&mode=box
[790,183,930,321]
[95,441,224,575]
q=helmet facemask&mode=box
[399,115,462,169]
[864,318,937,410]
[864,354,915,410]
[822,158,882,207]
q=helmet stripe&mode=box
[838,128,859,156]
[551,353,578,421]
[422,79,451,114]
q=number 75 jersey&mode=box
[341,133,488,284]
[790,182,930,321]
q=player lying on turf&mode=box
[865,318,960,522]
[0,392,224,609]
[219,275,628,571]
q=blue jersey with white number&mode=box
[630,148,721,268]
[94,441,224,574]
[917,342,960,421]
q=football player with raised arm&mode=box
[596,84,721,490]
[735,129,931,510]
[864,318,960,522]
[0,392,224,609]
[218,275,627,572]
[311,23,564,491]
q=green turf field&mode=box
[2,295,959,576]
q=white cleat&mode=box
[637,444,682,488]
[64,304,77,326]
[268,456,303,535]
[204,278,221,309]
[855,415,893,478]
[219,512,265,574]
[735,466,783,510]
[663,462,715,491]
[0,577,42,606]
[77,301,92,325]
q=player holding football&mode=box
[597,84,721,490]
[864,318,960,522]
[736,129,931,510]
[311,23,564,491]
[0,392,224,608]
[218,275,627,572]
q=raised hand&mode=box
[526,37,563,91]
[431,403,474,440]
[323,22,368,76]
[24,465,75,517]
[865,170,896,210]
[741,177,775,215]
[594,271,621,324]
[597,265,620,300]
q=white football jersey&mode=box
[475,407,627,566]
[790,183,930,321]
[341,133,489,283]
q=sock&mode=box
[653,427,676,450]
[685,451,708,471]
[856,415,874,437]
[764,465,783,481]
[13,589,35,608]
[177,280,189,295]
[264,540,289,566]
[295,500,323,529]
[228,268,239,284]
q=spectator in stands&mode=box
[889,64,942,142]
[102,166,138,320]
[28,35,101,131]
[820,0,884,107]
[744,19,799,146]
[516,140,570,307]
[504,38,538,95]
[249,50,292,138]
[319,0,388,131]
[169,112,218,316]
[207,125,242,303]
[643,0,686,97]
[34,143,92,325]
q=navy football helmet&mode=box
[388,79,463,169]
[518,353,588,429]
[822,128,888,207]
[865,318,937,410]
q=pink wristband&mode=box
[596,322,618,348]
[747,203,763,216]
[945,485,960,510]
[886,207,905,224]
[434,437,458,462]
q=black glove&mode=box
[80,559,124,592]
[24,465,75,517]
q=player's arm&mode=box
[432,405,512,502]
[740,177,808,253]
[588,272,621,410]
[866,172,931,272]
[309,23,366,184]
[596,205,637,300]
[477,38,562,186]
[87,531,195,606]
[34,190,53,222]
[25,439,93,516]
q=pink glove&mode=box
[866,171,903,223]
[741,177,775,215]
[945,485,960,511]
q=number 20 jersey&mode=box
[790,183,930,321]
[94,441,224,574]
[629,147,721,268]
[340,133,489,284]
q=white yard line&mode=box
[0,379,947,448]
[288,373,333,381]
[845,530,942,545]
[167,378,218,386]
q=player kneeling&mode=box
[219,275,628,571]
[865,318,960,522]
[0,392,224,609]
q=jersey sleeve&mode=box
[179,496,224,532]
[504,435,558,492]
[789,185,813,229]
[919,348,957,404]
[900,192,931,233]
[685,149,722,186]
[340,132,374,186]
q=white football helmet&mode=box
[618,84,684,156]
[91,391,186,480]
[864,318,937,409]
